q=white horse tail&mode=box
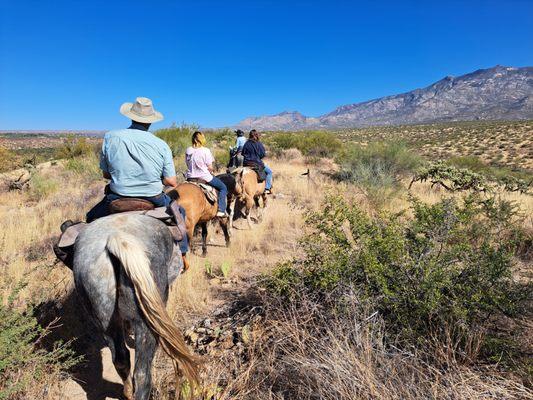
[106,232,200,387]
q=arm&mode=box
[99,139,111,179]
[162,145,178,187]
[163,176,178,187]
[207,149,215,173]
[258,142,266,159]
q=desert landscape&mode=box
[0,121,531,399]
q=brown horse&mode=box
[169,182,230,256]
[233,167,267,229]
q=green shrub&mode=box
[266,131,341,157]
[0,147,18,173]
[156,123,199,157]
[213,148,230,171]
[412,161,531,194]
[0,284,79,399]
[28,173,59,201]
[56,136,94,159]
[208,128,234,148]
[334,141,422,205]
[265,193,530,354]
[64,154,101,179]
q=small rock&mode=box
[209,278,222,285]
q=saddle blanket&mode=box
[187,181,218,204]
[234,166,266,183]
[57,203,187,249]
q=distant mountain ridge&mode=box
[236,65,533,130]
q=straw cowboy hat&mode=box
[119,97,164,123]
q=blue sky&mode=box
[0,0,532,130]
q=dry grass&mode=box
[209,297,533,400]
[0,126,531,399]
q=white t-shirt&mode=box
[185,146,215,182]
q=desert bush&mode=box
[0,284,79,399]
[265,193,530,358]
[56,136,94,159]
[266,131,341,157]
[335,141,422,205]
[336,141,421,186]
[64,154,101,180]
[0,147,18,173]
[208,128,234,147]
[156,123,200,157]
[233,293,532,400]
[28,173,59,201]
[411,161,531,194]
[213,149,230,171]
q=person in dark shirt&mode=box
[241,129,273,194]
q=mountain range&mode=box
[235,65,533,130]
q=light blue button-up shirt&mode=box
[236,136,247,151]
[99,128,176,197]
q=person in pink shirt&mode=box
[185,131,228,217]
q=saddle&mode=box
[186,179,218,204]
[54,200,188,268]
[109,198,155,213]
[243,163,266,183]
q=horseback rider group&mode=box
[56,97,273,271]
[86,97,273,222]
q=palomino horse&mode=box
[72,213,199,400]
[169,180,231,256]
[233,167,267,229]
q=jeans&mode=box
[264,165,273,190]
[208,176,228,213]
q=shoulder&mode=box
[103,129,127,140]
[148,132,168,146]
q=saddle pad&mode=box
[188,182,218,204]
[57,204,187,248]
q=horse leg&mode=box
[201,222,208,257]
[245,195,254,229]
[104,316,132,400]
[187,222,196,254]
[254,196,263,222]
[219,218,231,247]
[132,320,158,400]
[228,198,236,236]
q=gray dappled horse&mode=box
[72,213,198,400]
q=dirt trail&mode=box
[55,163,308,400]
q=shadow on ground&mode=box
[35,289,123,400]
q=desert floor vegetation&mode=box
[0,121,531,399]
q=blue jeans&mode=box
[264,165,273,190]
[208,176,228,213]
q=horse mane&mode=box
[106,232,200,387]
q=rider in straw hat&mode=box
[86,97,178,221]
